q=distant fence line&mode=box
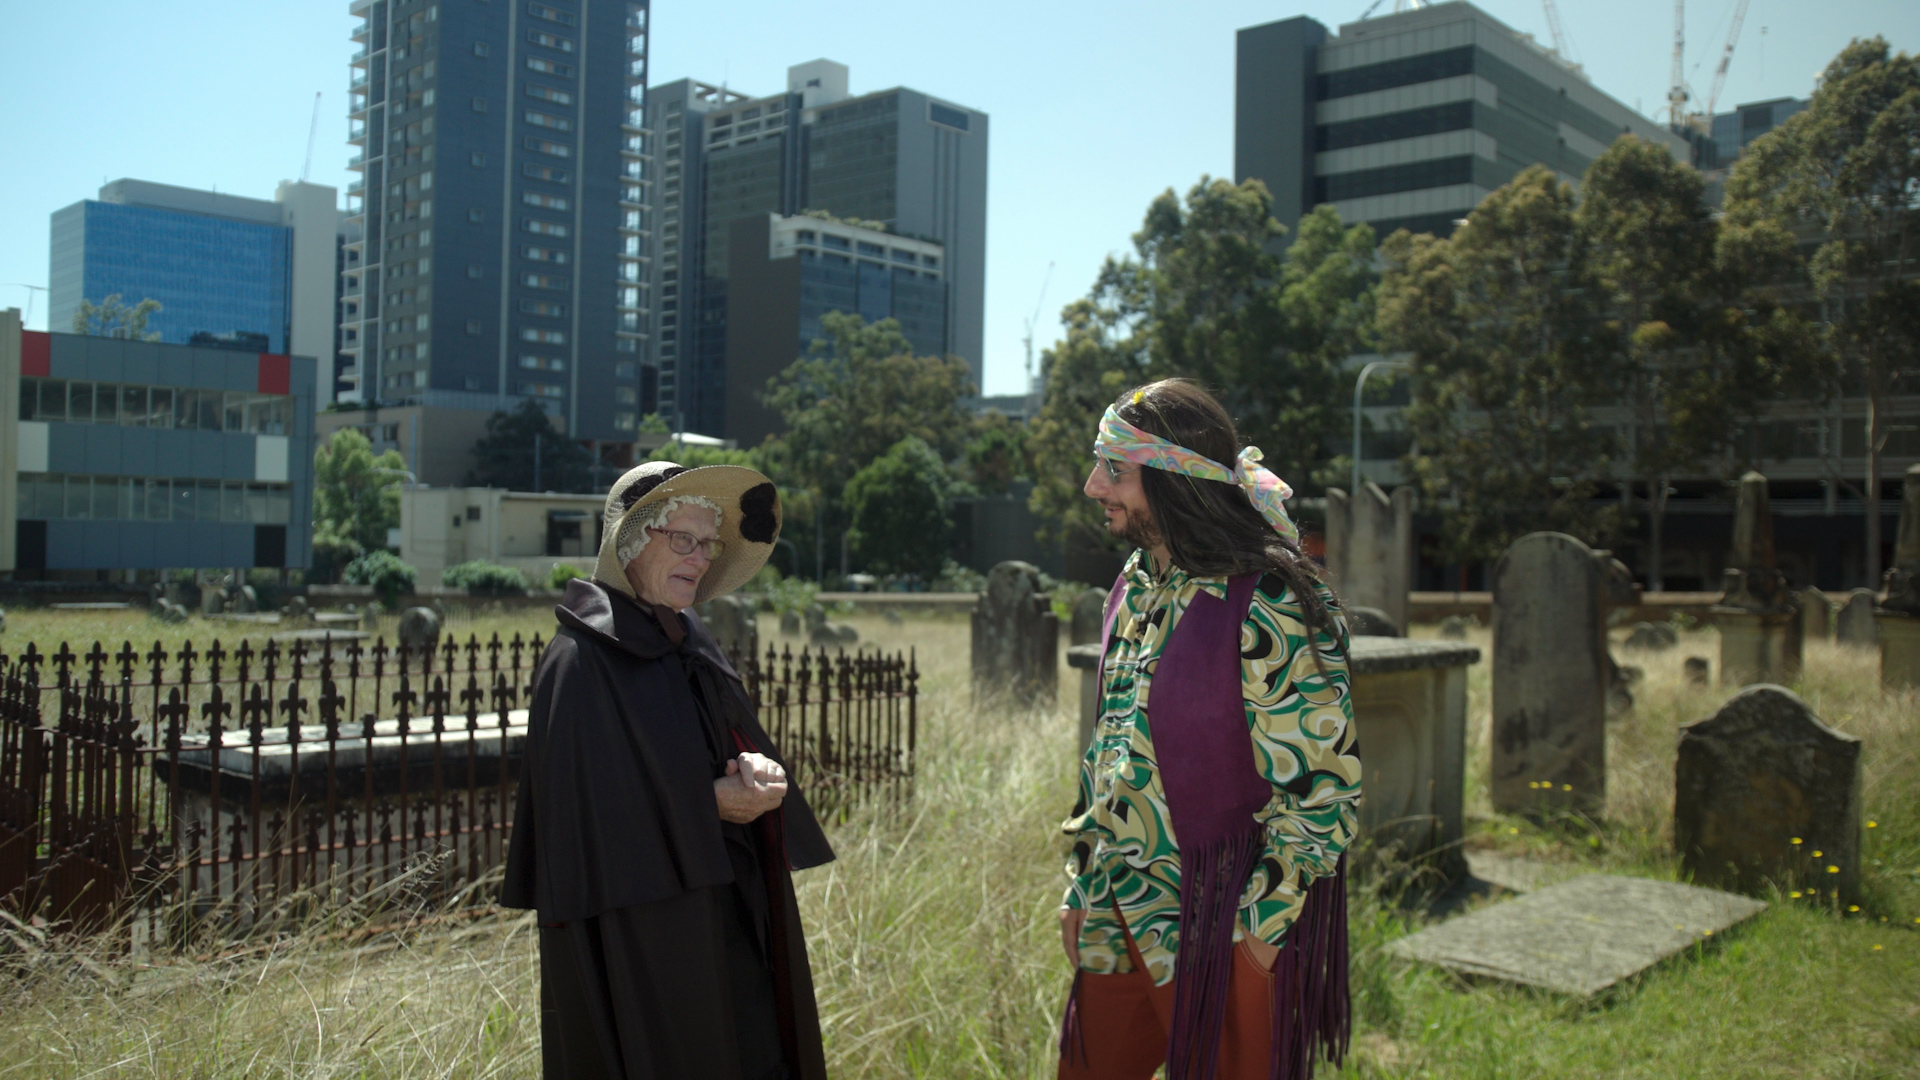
[0,633,916,947]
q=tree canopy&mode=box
[844,436,954,579]
[72,294,162,341]
[466,399,594,493]
[313,427,407,573]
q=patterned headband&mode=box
[1095,404,1299,545]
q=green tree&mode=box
[962,411,1030,496]
[466,399,594,492]
[313,428,407,579]
[1721,37,1920,584]
[845,437,953,579]
[1379,166,1619,562]
[1025,182,1375,546]
[72,294,162,341]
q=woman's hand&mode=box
[1059,907,1086,968]
[715,751,788,823]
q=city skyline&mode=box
[0,0,1913,400]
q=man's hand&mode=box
[1059,907,1086,968]
[715,751,788,823]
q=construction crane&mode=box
[301,92,322,182]
[1667,0,1691,128]
[1021,262,1055,406]
[1540,0,1572,62]
[1704,0,1750,118]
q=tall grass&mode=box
[0,611,1915,1078]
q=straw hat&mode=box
[593,460,782,606]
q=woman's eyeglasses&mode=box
[648,527,725,559]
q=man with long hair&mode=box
[1057,380,1361,1080]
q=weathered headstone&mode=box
[695,594,760,664]
[200,587,225,616]
[1623,622,1678,651]
[1067,643,1102,751]
[1491,533,1608,815]
[970,560,1059,705]
[1798,588,1832,643]
[1438,614,1476,640]
[1324,483,1414,640]
[151,600,189,625]
[1675,684,1862,902]
[282,595,310,621]
[398,606,441,652]
[1683,656,1710,687]
[1875,464,1920,688]
[1345,605,1400,637]
[0,608,7,634]
[1710,472,1802,686]
[778,609,801,635]
[1069,587,1109,647]
[230,584,258,614]
[1835,589,1878,647]
[1389,875,1767,996]
[1348,636,1480,882]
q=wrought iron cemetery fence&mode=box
[0,633,916,946]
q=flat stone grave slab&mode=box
[48,602,132,610]
[313,612,362,625]
[1390,874,1767,995]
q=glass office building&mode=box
[49,200,293,353]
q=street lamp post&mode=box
[1352,359,1411,496]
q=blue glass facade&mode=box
[797,255,946,360]
[65,201,292,354]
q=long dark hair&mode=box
[1117,379,1340,643]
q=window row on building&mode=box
[17,378,294,435]
[17,474,294,526]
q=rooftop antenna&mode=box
[301,91,322,181]
[1021,261,1055,407]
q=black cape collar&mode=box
[555,577,684,660]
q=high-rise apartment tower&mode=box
[1236,2,1685,238]
[332,0,652,478]
[644,61,987,439]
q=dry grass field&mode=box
[0,605,1915,1078]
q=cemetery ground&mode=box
[0,606,1916,1078]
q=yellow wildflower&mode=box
[1828,866,1840,874]
[1791,838,1803,845]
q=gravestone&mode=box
[1623,622,1678,651]
[1345,606,1400,637]
[1324,483,1414,639]
[0,608,6,634]
[1798,588,1833,643]
[1390,875,1767,996]
[230,585,258,614]
[1438,615,1476,640]
[1835,589,1878,647]
[971,560,1059,705]
[1490,533,1608,816]
[283,595,310,621]
[779,609,801,635]
[1066,643,1102,751]
[1683,656,1710,687]
[200,587,225,616]
[398,606,442,651]
[1875,464,1920,688]
[696,594,760,664]
[1348,636,1480,881]
[1710,472,1802,686]
[1675,684,1862,903]
[1069,587,1109,647]
[151,600,189,625]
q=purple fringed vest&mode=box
[1062,571,1350,1080]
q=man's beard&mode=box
[1113,503,1161,551]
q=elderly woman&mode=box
[503,461,833,1080]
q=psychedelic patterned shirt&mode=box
[1061,550,1361,986]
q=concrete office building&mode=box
[48,178,342,366]
[724,213,947,445]
[332,0,652,480]
[1705,96,1807,171]
[0,311,317,577]
[397,486,603,585]
[644,60,987,439]
[1235,2,1686,238]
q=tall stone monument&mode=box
[1835,589,1879,647]
[1675,684,1862,903]
[1490,533,1608,816]
[1798,588,1832,643]
[1324,483,1413,637]
[1710,472,1802,687]
[1875,465,1920,689]
[971,561,1059,706]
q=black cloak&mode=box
[503,578,835,1080]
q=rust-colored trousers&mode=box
[1058,920,1276,1080]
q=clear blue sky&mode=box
[1,0,1913,396]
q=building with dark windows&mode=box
[1705,97,1807,171]
[326,0,651,483]
[48,179,342,372]
[724,213,947,446]
[644,60,987,439]
[1235,2,1684,238]
[0,311,316,578]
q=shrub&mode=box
[548,563,587,589]
[442,560,527,594]
[342,550,418,610]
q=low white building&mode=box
[398,487,603,587]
